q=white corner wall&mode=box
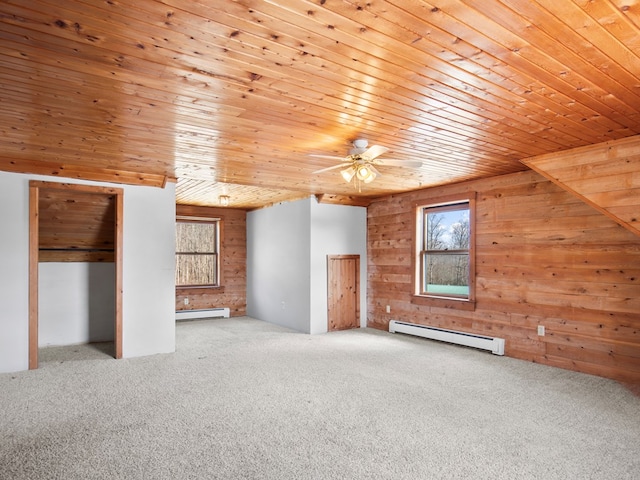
[122,183,176,358]
[247,196,367,335]
[309,200,367,334]
[246,198,311,332]
[0,173,30,372]
[0,172,176,373]
[38,263,115,346]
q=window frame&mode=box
[412,193,476,311]
[175,215,222,289]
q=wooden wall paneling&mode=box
[28,183,39,370]
[37,251,114,263]
[114,190,123,359]
[367,170,640,384]
[522,135,640,238]
[175,204,247,317]
[37,187,116,262]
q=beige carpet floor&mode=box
[1,317,638,479]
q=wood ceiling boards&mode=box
[1,1,639,209]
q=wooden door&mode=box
[327,255,360,331]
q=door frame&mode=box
[29,180,124,369]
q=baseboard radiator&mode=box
[389,320,505,356]
[175,307,230,321]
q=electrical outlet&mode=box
[183,298,189,305]
[386,305,391,313]
[537,325,545,336]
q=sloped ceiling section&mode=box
[522,135,640,239]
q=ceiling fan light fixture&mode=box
[313,140,398,189]
[363,171,376,184]
[353,138,368,149]
[341,166,356,182]
[349,139,369,156]
[356,164,376,183]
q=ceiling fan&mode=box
[311,139,422,189]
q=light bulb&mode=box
[356,165,370,181]
[363,170,376,183]
[341,166,356,182]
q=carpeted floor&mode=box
[1,317,638,479]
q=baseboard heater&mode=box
[389,320,505,356]
[175,307,230,321]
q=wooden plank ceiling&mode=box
[523,135,640,238]
[1,0,640,209]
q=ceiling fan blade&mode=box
[369,164,382,176]
[375,158,423,168]
[313,163,348,174]
[362,145,389,160]
[309,154,347,161]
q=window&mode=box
[414,195,475,309]
[175,218,220,287]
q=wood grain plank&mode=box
[175,205,247,316]
[522,135,640,238]
[368,169,640,383]
[1,0,640,204]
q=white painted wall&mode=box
[0,173,30,372]
[122,183,176,358]
[309,200,367,334]
[0,172,176,373]
[38,263,115,346]
[247,196,367,334]
[247,198,311,332]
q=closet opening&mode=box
[29,181,123,369]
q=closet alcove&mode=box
[29,181,123,369]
